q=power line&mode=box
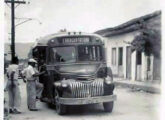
[15,17,42,27]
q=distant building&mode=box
[95,11,161,82]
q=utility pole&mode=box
[5,0,26,62]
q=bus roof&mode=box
[32,32,104,48]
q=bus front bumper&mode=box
[58,94,117,105]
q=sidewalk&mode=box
[113,77,161,94]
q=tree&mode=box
[131,21,161,58]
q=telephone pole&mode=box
[5,0,26,62]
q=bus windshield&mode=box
[49,45,103,63]
[78,45,103,61]
[49,46,76,63]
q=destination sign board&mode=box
[57,37,91,44]
[62,37,90,43]
[48,36,102,46]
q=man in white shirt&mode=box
[21,59,44,111]
[6,57,22,114]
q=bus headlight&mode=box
[104,76,113,84]
[54,82,62,87]
[61,83,68,88]
[54,82,68,89]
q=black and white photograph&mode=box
[1,0,164,120]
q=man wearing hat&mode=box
[21,58,44,111]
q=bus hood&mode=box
[53,63,102,76]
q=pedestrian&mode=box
[21,58,44,111]
[5,57,23,114]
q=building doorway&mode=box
[136,51,142,81]
[118,47,123,77]
[126,46,132,79]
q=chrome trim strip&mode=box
[59,95,117,105]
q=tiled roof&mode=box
[95,11,161,37]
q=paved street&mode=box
[6,80,160,120]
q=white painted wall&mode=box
[104,31,140,80]
[103,14,160,81]
[104,31,157,81]
[131,51,136,81]
[141,52,147,81]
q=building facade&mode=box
[95,11,161,82]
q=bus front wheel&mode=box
[55,90,66,115]
[103,101,114,113]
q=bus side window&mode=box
[38,47,46,66]
[49,48,54,64]
[32,48,39,59]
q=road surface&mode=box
[5,80,160,120]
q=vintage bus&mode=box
[31,32,117,115]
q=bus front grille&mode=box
[70,79,104,98]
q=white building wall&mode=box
[123,46,127,79]
[131,51,136,81]
[141,52,147,81]
[102,12,160,81]
[105,31,140,80]
[150,55,154,80]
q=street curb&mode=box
[114,81,161,94]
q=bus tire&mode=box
[56,104,66,115]
[103,101,114,113]
[55,90,66,115]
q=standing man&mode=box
[6,57,22,114]
[21,59,44,111]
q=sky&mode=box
[4,0,161,43]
